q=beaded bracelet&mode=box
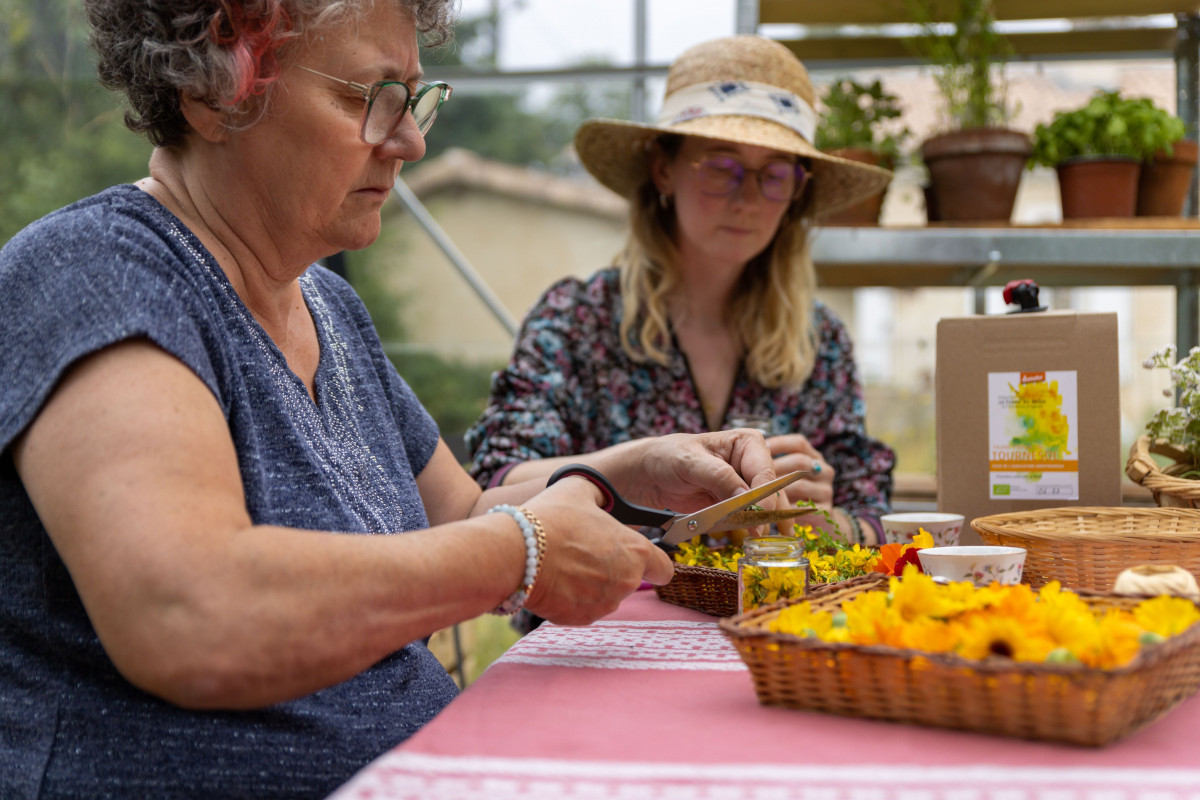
[841,510,865,546]
[488,505,547,616]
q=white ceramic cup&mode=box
[880,512,965,547]
[917,545,1027,586]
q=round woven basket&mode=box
[971,506,1200,592]
[1125,435,1200,509]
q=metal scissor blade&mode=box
[704,506,817,533]
[660,470,809,544]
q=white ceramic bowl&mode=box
[880,512,965,547]
[917,546,1027,586]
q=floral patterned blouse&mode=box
[465,268,895,523]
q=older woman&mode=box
[468,36,897,545]
[0,3,781,797]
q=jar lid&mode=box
[743,535,804,558]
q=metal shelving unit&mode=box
[738,0,1200,353]
[422,3,1200,352]
[810,224,1200,352]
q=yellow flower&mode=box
[822,626,854,644]
[808,543,880,583]
[1134,595,1200,637]
[957,613,1055,662]
[1035,581,1101,652]
[898,617,959,653]
[1077,610,1144,669]
[911,529,935,549]
[740,563,806,611]
[841,589,896,644]
[937,579,983,612]
[757,566,807,604]
[986,582,1040,624]
[672,541,742,571]
[771,601,833,638]
[888,566,957,621]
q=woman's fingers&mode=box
[769,436,832,478]
[641,546,676,585]
[600,430,779,512]
[522,478,672,625]
[766,437,835,511]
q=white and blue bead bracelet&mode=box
[488,504,547,615]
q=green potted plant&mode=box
[1137,108,1197,218]
[1029,91,1190,219]
[814,78,911,225]
[907,0,1031,223]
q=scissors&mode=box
[546,464,811,546]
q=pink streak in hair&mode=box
[209,1,294,105]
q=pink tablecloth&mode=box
[330,590,1200,799]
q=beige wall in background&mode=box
[381,152,627,364]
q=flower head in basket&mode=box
[870,529,934,577]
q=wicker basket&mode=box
[1126,435,1200,509]
[719,573,1200,746]
[654,564,738,617]
[655,562,849,617]
[970,506,1200,592]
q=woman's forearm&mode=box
[94,517,529,710]
[13,342,530,709]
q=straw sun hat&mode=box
[575,35,892,218]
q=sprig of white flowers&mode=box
[1143,345,1200,469]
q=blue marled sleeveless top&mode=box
[0,185,458,799]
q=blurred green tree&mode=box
[0,0,152,245]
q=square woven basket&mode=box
[719,573,1200,746]
[970,506,1200,592]
[655,564,739,617]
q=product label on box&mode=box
[987,370,1079,501]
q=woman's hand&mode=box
[522,476,674,625]
[595,429,779,512]
[765,433,835,515]
[479,429,778,627]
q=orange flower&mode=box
[872,543,924,576]
[871,543,907,574]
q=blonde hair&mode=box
[616,138,818,389]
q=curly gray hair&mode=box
[85,0,457,147]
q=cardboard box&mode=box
[936,311,1121,543]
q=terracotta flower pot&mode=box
[921,127,1031,223]
[922,185,940,222]
[820,147,887,226]
[1056,156,1140,219]
[1137,139,1199,217]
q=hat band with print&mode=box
[656,80,818,144]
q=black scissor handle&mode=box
[547,464,676,529]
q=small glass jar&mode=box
[726,413,774,437]
[737,535,809,614]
